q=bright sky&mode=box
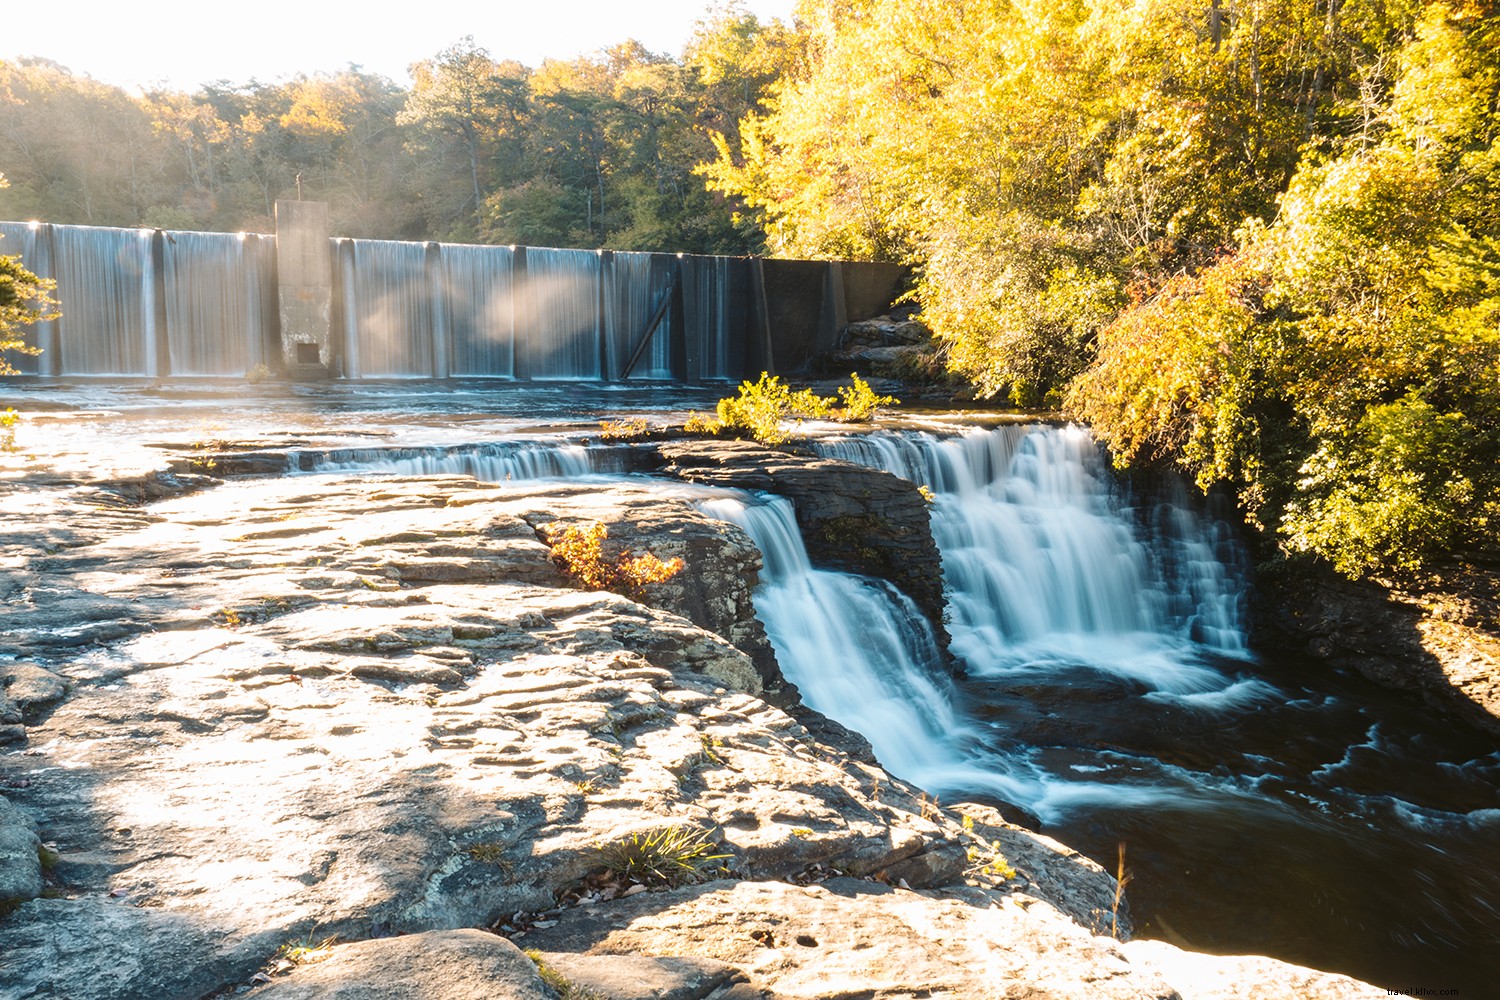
[8,0,799,93]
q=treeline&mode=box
[709,0,1500,579]
[0,8,793,252]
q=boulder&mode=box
[259,930,550,1000]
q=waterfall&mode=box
[813,425,1250,688]
[684,424,1271,820]
[438,242,516,378]
[523,248,602,380]
[604,251,672,380]
[162,230,275,376]
[296,440,619,480]
[339,238,434,378]
[49,224,156,375]
[698,492,1043,804]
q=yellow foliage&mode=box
[550,521,685,599]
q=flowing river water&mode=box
[4,381,1497,993]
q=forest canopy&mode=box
[2,0,1497,579]
[706,0,1500,580]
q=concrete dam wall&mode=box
[0,201,906,381]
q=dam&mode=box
[0,201,905,381]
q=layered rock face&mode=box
[0,467,1383,1000]
[1253,564,1500,736]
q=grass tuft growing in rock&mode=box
[524,950,606,1000]
[594,826,731,888]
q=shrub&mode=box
[599,417,649,440]
[549,521,684,599]
[594,826,731,888]
[682,411,722,435]
[715,372,834,445]
[835,373,898,422]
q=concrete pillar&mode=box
[147,230,169,378]
[426,242,450,379]
[275,200,333,378]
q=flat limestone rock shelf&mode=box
[0,471,1382,999]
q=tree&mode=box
[400,38,529,238]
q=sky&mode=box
[6,0,800,93]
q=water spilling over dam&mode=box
[0,207,905,381]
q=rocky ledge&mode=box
[1254,561,1500,737]
[0,468,1383,999]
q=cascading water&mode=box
[162,230,275,376]
[47,224,157,375]
[795,422,1499,989]
[1,220,776,382]
[524,248,603,380]
[437,242,517,378]
[814,425,1253,698]
[339,238,434,378]
[697,493,1038,802]
[296,440,618,481]
[604,251,672,380]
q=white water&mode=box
[693,424,1276,821]
[299,440,610,481]
[163,230,275,376]
[814,425,1250,687]
[699,492,1042,803]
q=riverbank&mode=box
[0,438,1387,999]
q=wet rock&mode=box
[0,796,43,906]
[259,929,551,999]
[841,317,932,348]
[1254,563,1500,736]
[0,662,69,722]
[522,485,784,697]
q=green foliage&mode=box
[593,826,731,887]
[715,372,835,444]
[1,236,58,377]
[524,950,607,1000]
[0,409,18,453]
[0,29,787,252]
[835,374,898,422]
[1071,2,1500,577]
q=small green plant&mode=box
[599,417,649,440]
[960,813,975,833]
[917,484,937,505]
[698,733,724,764]
[966,844,1016,881]
[835,373,898,422]
[594,826,731,888]
[791,827,813,839]
[549,521,684,600]
[682,411,722,435]
[0,409,19,453]
[245,362,273,383]
[715,372,835,445]
[525,950,606,1000]
[468,842,512,869]
[277,930,338,965]
[1113,841,1131,940]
